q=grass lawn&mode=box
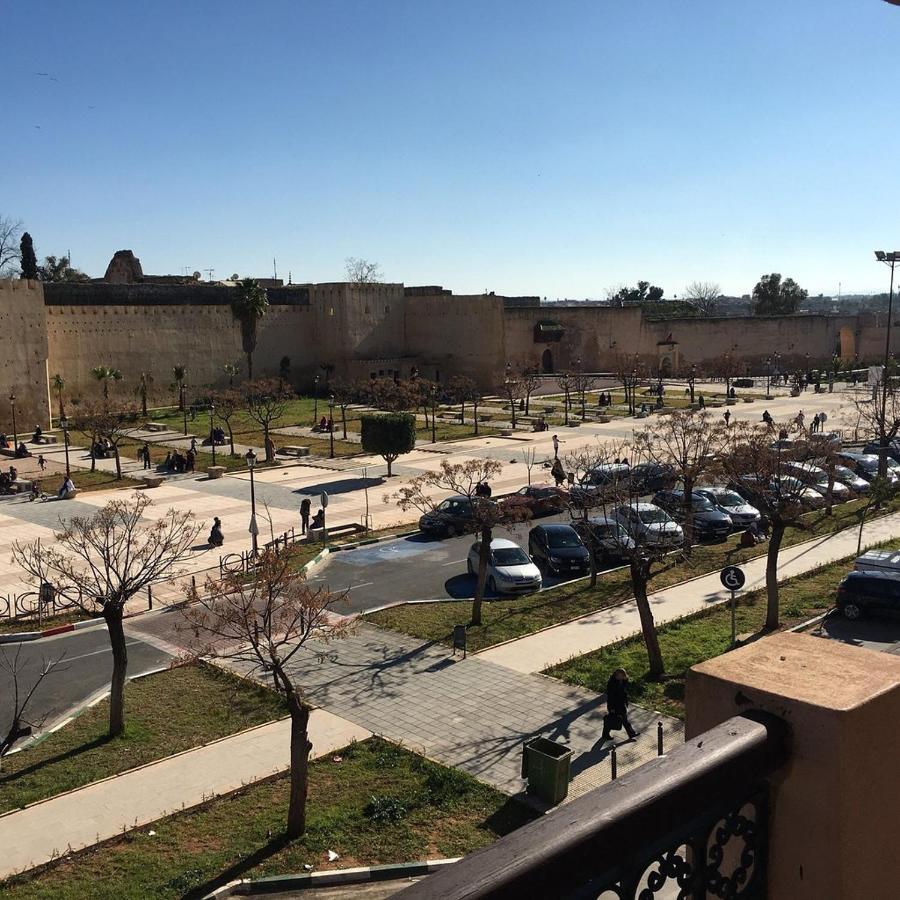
[367,495,899,653]
[0,664,285,815]
[0,738,533,900]
[0,609,95,635]
[544,537,900,720]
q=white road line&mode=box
[345,582,374,591]
[441,559,466,567]
[64,639,145,664]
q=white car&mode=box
[466,537,542,595]
[611,502,684,550]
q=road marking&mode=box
[345,582,374,591]
[65,639,145,664]
[441,559,466,566]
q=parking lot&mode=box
[810,612,900,656]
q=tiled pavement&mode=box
[225,623,683,804]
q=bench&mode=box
[142,475,164,488]
[145,422,170,433]
[34,434,58,445]
[280,445,310,458]
[206,466,226,480]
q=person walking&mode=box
[812,413,820,434]
[190,437,198,454]
[300,497,311,534]
[37,454,46,472]
[550,457,566,487]
[142,443,152,469]
[598,668,638,744]
[552,434,562,459]
[796,410,805,429]
[723,409,731,427]
[820,411,828,432]
[186,448,196,473]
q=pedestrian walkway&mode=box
[223,624,683,804]
[478,509,900,674]
[0,709,370,880]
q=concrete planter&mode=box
[142,475,163,488]
[207,466,226,479]
[743,398,754,403]
[726,398,738,405]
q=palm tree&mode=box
[172,365,187,411]
[90,366,122,402]
[135,371,153,417]
[52,374,66,420]
[223,363,240,388]
[230,279,268,380]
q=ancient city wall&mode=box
[0,280,50,432]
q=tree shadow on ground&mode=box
[183,833,291,900]
[0,733,112,784]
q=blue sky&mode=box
[4,1,900,297]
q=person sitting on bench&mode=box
[310,508,325,530]
[57,473,75,499]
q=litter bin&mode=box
[521,736,572,805]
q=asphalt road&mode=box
[307,510,608,615]
[0,624,173,739]
[810,612,900,656]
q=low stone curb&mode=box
[204,857,461,898]
[0,614,105,644]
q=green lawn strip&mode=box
[0,664,286,815]
[0,738,533,900]
[544,536,900,720]
[0,609,96,635]
[367,495,898,652]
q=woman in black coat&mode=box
[599,668,638,743]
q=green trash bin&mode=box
[521,736,572,804]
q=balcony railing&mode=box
[399,712,788,900]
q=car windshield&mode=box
[688,495,715,510]
[887,459,900,472]
[835,466,857,480]
[713,491,745,507]
[547,530,582,548]
[493,548,530,566]
[638,507,669,524]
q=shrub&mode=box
[360,413,416,476]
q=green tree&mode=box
[608,280,664,307]
[19,233,38,280]
[90,365,122,402]
[752,273,807,316]
[40,255,90,283]
[135,371,153,417]
[360,413,416,476]
[230,279,269,379]
[172,364,187,410]
[51,374,66,420]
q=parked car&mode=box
[836,570,900,620]
[528,523,590,575]
[611,502,683,550]
[863,440,900,463]
[571,463,631,505]
[836,451,900,485]
[782,462,851,502]
[693,486,761,528]
[466,538,542,595]
[629,462,676,494]
[504,484,568,518]
[571,515,636,563]
[832,464,871,495]
[728,475,825,509]
[419,495,480,537]
[854,550,900,578]
[651,489,733,540]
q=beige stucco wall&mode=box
[686,632,900,899]
[0,280,50,431]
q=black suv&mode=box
[419,496,481,537]
[836,571,900,620]
[652,489,733,541]
[630,462,676,495]
[528,523,590,576]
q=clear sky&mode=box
[4,1,900,298]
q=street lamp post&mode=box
[60,414,70,472]
[181,383,188,436]
[9,392,17,449]
[688,364,696,405]
[874,250,900,475]
[328,394,335,458]
[313,375,320,425]
[245,448,258,556]
[765,356,772,400]
[629,369,637,416]
[210,403,216,466]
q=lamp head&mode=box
[876,250,887,261]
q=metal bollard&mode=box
[147,585,153,610]
[192,575,196,592]
[657,720,664,756]
[610,745,617,780]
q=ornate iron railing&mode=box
[398,712,788,900]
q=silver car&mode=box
[466,537,542,595]
[694,486,761,528]
[611,502,683,550]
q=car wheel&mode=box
[488,576,498,595]
[842,602,862,621]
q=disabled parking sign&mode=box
[720,565,745,591]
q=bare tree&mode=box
[711,350,736,397]
[245,377,292,462]
[0,646,65,767]
[684,281,721,316]
[855,374,900,478]
[555,371,573,426]
[76,402,139,479]
[569,369,596,421]
[447,375,477,428]
[719,421,817,631]
[497,375,526,429]
[390,459,528,625]
[12,495,202,737]
[522,369,541,417]
[521,447,537,485]
[330,378,354,440]
[210,387,241,456]
[633,410,727,554]
[0,215,23,277]
[345,257,383,284]
[181,551,351,838]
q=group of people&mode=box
[313,416,334,433]
[596,391,614,407]
[298,497,325,533]
[204,427,227,446]
[0,465,19,494]
[162,448,195,473]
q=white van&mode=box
[854,550,900,579]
